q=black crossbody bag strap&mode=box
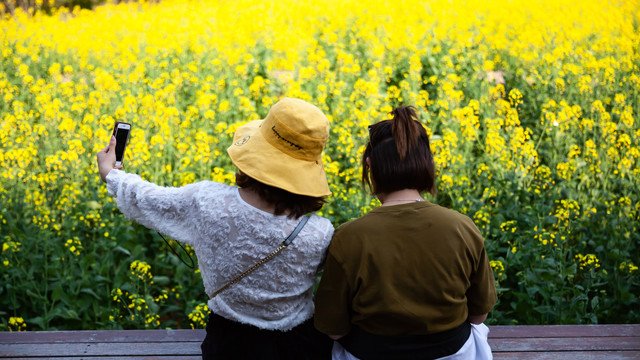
[208,215,310,299]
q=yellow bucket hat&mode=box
[227,97,331,197]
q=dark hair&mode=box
[362,106,436,195]
[235,172,326,219]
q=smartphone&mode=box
[112,122,131,167]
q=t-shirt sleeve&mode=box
[105,169,203,246]
[464,219,498,315]
[314,246,352,336]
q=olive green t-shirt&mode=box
[314,201,497,336]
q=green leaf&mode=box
[29,316,46,330]
[113,246,131,256]
[533,305,553,316]
[80,288,100,300]
[51,285,66,303]
[63,310,81,320]
[26,289,41,300]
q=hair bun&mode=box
[391,106,421,160]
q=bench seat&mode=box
[489,324,640,359]
[1,324,639,359]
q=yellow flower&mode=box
[575,254,600,270]
[129,260,153,281]
[64,237,82,256]
[8,317,27,331]
[2,241,22,253]
[218,100,230,112]
[619,262,639,274]
[490,260,504,277]
[188,303,210,329]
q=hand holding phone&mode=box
[97,122,132,183]
[112,122,131,167]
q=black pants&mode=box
[201,313,332,360]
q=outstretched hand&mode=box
[97,136,122,182]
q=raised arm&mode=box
[97,136,201,245]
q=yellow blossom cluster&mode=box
[64,237,82,256]
[109,288,163,328]
[1,238,21,266]
[490,260,504,277]
[473,209,491,230]
[145,313,160,327]
[500,221,517,234]
[129,260,152,282]
[551,200,581,229]
[8,316,26,331]
[127,294,148,312]
[188,302,209,329]
[2,239,20,253]
[111,288,124,303]
[619,262,639,274]
[529,166,554,195]
[533,226,559,247]
[574,254,601,271]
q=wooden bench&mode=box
[488,324,640,359]
[1,324,638,359]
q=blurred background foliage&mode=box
[1,0,639,330]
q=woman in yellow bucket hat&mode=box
[97,97,334,359]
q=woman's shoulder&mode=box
[187,181,239,214]
[427,203,473,222]
[307,214,335,236]
[426,204,484,243]
[330,215,372,242]
[309,213,333,225]
[333,203,479,240]
[190,180,236,196]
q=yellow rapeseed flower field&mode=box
[1,0,639,329]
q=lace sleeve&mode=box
[106,169,203,245]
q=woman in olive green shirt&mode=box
[314,106,497,360]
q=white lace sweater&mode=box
[106,169,334,331]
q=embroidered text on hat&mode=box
[271,126,302,150]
